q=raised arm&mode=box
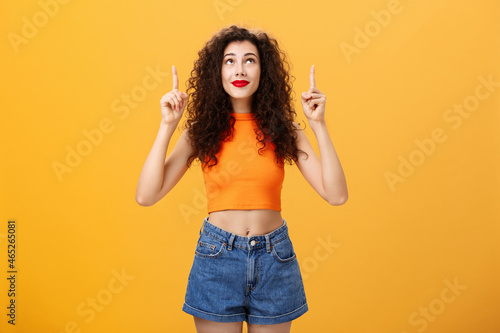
[294,65,348,205]
[135,65,193,206]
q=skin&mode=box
[135,40,348,333]
[221,40,261,114]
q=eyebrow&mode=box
[223,52,258,58]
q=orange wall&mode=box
[1,0,499,332]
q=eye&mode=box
[224,58,256,64]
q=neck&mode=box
[230,96,252,114]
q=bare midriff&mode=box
[207,209,284,237]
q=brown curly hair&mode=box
[183,24,308,170]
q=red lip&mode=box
[232,80,249,87]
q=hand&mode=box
[300,65,326,124]
[160,65,188,125]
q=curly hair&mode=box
[183,24,308,171]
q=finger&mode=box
[174,90,184,108]
[307,100,319,109]
[172,65,179,90]
[303,92,322,99]
[309,64,316,90]
[179,91,187,99]
[307,96,324,105]
[161,94,170,106]
[171,94,180,111]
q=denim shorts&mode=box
[182,216,308,325]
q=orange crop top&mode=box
[202,112,285,214]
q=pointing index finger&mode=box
[172,65,179,90]
[309,64,316,89]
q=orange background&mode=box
[1,0,499,332]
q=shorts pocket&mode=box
[271,236,297,263]
[194,233,226,259]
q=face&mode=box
[221,40,261,108]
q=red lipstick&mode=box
[232,80,249,87]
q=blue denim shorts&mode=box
[182,216,308,325]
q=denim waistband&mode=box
[199,216,288,252]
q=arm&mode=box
[135,124,193,206]
[135,65,192,206]
[295,64,348,205]
[293,121,348,205]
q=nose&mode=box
[235,62,246,77]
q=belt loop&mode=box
[265,234,271,253]
[199,219,206,236]
[227,233,235,250]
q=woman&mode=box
[136,25,348,333]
